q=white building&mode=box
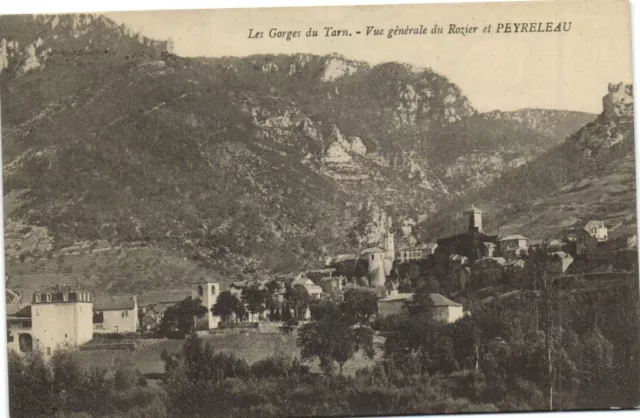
[361,247,387,287]
[30,288,94,358]
[584,220,609,242]
[499,234,529,257]
[194,279,222,329]
[93,295,138,333]
[377,292,464,323]
[398,243,438,263]
[291,275,323,299]
[577,220,609,254]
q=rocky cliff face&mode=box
[320,54,364,82]
[1,13,609,289]
[571,82,634,156]
[0,14,170,77]
[421,82,636,241]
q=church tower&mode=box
[463,205,483,233]
[194,280,221,329]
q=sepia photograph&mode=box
[1,0,639,417]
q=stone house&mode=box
[499,235,529,258]
[398,243,438,263]
[577,221,608,255]
[377,292,464,323]
[93,295,138,333]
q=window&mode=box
[211,286,216,295]
[122,311,129,318]
[63,293,69,302]
[35,294,41,303]
[370,254,374,261]
[35,309,40,316]
[197,285,203,296]
[45,294,52,302]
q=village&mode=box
[5,204,638,360]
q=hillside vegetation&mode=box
[1,14,601,291]
[420,83,635,240]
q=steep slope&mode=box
[420,83,636,241]
[1,14,605,292]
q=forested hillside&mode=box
[1,14,600,291]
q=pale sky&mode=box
[100,0,633,114]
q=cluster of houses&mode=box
[6,204,635,359]
[6,277,221,358]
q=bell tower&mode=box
[195,280,221,329]
[463,205,483,233]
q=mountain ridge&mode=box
[0,13,609,293]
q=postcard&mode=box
[1,1,638,417]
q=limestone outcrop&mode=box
[572,82,634,155]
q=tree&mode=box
[162,333,250,416]
[265,280,280,295]
[212,291,242,324]
[297,315,374,375]
[382,313,457,376]
[158,297,208,339]
[309,299,342,321]
[526,248,557,410]
[341,289,378,323]
[287,284,309,320]
[8,351,54,418]
[241,285,268,320]
[404,284,434,316]
[450,315,483,372]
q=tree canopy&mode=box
[158,297,208,339]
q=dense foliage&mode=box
[157,297,208,339]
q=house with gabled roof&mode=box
[377,292,464,323]
[292,275,323,298]
[398,243,438,263]
[93,294,138,333]
[577,220,609,255]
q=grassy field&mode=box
[72,331,382,377]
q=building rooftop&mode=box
[138,289,195,306]
[412,243,438,250]
[429,293,463,307]
[463,205,482,214]
[499,234,529,241]
[306,268,337,276]
[94,295,137,311]
[584,220,606,230]
[379,292,414,302]
[334,253,357,261]
[552,251,573,259]
[378,292,462,307]
[361,247,384,254]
